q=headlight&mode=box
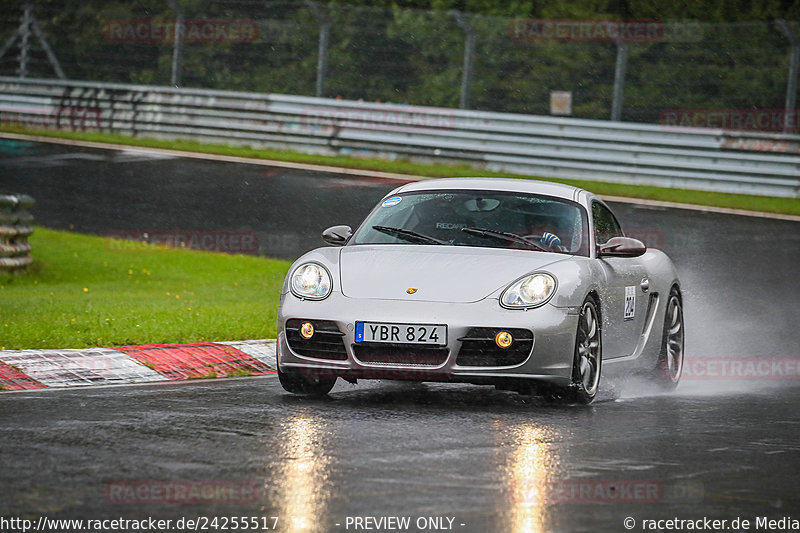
[501,273,556,309]
[290,263,332,300]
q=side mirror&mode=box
[322,225,352,246]
[598,236,647,258]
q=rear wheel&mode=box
[558,295,602,404]
[651,288,684,391]
[277,364,337,396]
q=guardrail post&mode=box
[131,90,145,137]
[0,194,34,271]
[168,0,184,87]
[611,39,628,121]
[17,3,33,78]
[452,10,475,110]
[776,20,799,133]
[307,1,330,98]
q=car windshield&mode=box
[352,190,589,256]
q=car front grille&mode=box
[456,327,533,367]
[285,319,348,360]
[353,342,449,366]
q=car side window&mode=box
[592,201,623,245]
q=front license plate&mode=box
[355,322,447,345]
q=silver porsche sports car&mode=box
[276,178,684,403]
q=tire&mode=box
[557,295,602,404]
[277,364,337,396]
[651,288,684,391]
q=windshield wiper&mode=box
[372,225,446,245]
[461,227,547,251]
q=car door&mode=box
[592,201,649,359]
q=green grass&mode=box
[3,126,799,217]
[0,227,292,350]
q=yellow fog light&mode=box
[300,322,315,339]
[495,331,513,348]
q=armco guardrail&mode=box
[0,77,798,197]
[0,193,34,270]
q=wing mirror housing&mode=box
[598,236,647,258]
[322,225,352,246]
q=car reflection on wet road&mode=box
[2,376,798,532]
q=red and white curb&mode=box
[0,340,276,391]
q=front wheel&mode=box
[556,295,602,404]
[277,365,337,396]
[651,288,684,391]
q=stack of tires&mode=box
[0,193,34,271]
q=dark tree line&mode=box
[0,0,797,122]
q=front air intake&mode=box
[285,319,348,360]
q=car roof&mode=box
[393,177,589,203]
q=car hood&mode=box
[338,245,567,303]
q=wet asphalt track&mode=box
[1,137,800,531]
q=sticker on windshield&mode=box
[624,285,636,320]
[382,196,402,208]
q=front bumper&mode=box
[277,291,578,387]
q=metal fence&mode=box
[1,77,798,197]
[0,2,798,130]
